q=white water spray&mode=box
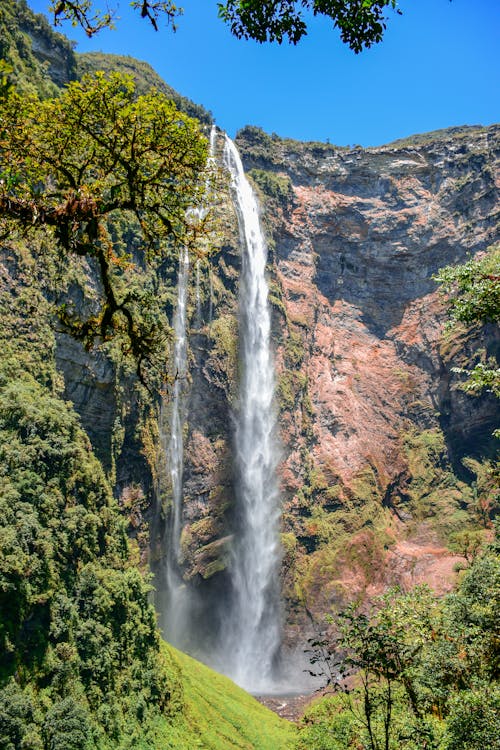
[220,136,282,693]
[163,244,190,645]
[195,258,201,327]
[163,125,216,645]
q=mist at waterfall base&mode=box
[156,131,317,695]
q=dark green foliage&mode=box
[444,687,500,750]
[248,168,293,206]
[0,337,170,745]
[0,0,75,97]
[29,0,404,51]
[43,698,93,750]
[301,537,500,749]
[0,68,209,386]
[218,0,402,50]
[435,245,500,406]
[435,245,500,327]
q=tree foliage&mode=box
[40,0,403,50]
[218,0,402,50]
[0,357,173,747]
[435,245,500,327]
[0,69,209,385]
[434,245,500,410]
[49,0,183,36]
[303,537,500,749]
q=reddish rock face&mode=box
[149,126,499,651]
[235,125,499,630]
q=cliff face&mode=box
[9,0,497,647]
[239,125,498,480]
[229,125,499,634]
[151,124,499,650]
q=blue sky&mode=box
[29,0,499,146]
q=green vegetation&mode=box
[0,65,209,385]
[0,203,293,750]
[435,244,500,408]
[207,313,239,399]
[0,9,297,748]
[298,535,500,749]
[0,352,173,748]
[218,1,402,50]
[0,0,75,97]
[38,0,404,53]
[76,52,212,124]
[400,428,472,538]
[166,646,296,749]
[248,169,293,206]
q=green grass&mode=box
[159,643,297,750]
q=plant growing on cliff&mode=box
[0,68,209,385]
[434,245,500,409]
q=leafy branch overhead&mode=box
[218,0,402,50]
[46,0,403,51]
[50,0,183,36]
[0,70,210,385]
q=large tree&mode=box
[0,68,209,384]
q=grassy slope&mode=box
[157,643,296,750]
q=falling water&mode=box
[220,136,282,693]
[195,258,201,327]
[163,244,190,645]
[163,125,217,646]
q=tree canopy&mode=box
[0,68,209,385]
[218,0,402,50]
[47,0,403,50]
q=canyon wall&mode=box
[17,1,498,647]
[172,124,499,646]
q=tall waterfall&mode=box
[220,136,282,693]
[161,130,282,691]
[163,244,190,645]
[163,125,217,645]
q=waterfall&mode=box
[161,129,282,691]
[163,124,217,646]
[163,244,190,646]
[195,258,201,327]
[220,136,282,693]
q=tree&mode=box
[302,535,500,749]
[0,69,209,385]
[306,587,439,750]
[47,0,403,50]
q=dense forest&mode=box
[0,1,498,748]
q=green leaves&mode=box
[218,1,403,50]
[434,245,500,326]
[434,245,500,405]
[0,70,209,385]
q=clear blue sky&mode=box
[29,0,499,146]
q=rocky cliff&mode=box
[6,0,498,653]
[172,124,499,647]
